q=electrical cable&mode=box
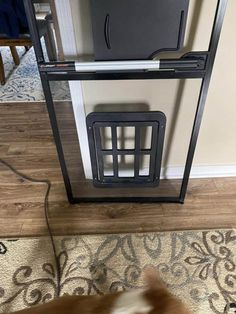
[0,158,61,298]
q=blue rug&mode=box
[0,45,71,102]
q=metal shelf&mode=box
[38,52,207,80]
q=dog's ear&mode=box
[143,267,166,290]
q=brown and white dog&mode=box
[10,269,191,314]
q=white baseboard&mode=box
[162,164,236,179]
[102,165,236,180]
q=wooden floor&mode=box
[0,102,236,238]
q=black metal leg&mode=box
[23,0,44,63]
[179,0,228,202]
[40,72,74,203]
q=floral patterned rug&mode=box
[0,45,70,102]
[0,230,236,314]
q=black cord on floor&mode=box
[0,158,61,298]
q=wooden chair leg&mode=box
[10,46,20,65]
[44,24,57,61]
[0,52,6,85]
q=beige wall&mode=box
[70,0,236,169]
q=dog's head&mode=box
[142,268,191,314]
[110,268,191,314]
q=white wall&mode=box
[69,0,236,175]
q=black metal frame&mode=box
[86,112,166,187]
[23,0,228,204]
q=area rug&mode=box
[0,230,236,314]
[0,45,71,102]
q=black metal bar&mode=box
[24,0,74,201]
[38,57,204,73]
[179,0,228,202]
[45,70,205,81]
[149,125,158,181]
[111,126,119,179]
[134,127,140,179]
[94,126,105,181]
[102,149,151,155]
[87,124,100,183]
[39,62,75,72]
[40,72,74,203]
[159,59,203,70]
[23,0,44,62]
[71,196,182,203]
